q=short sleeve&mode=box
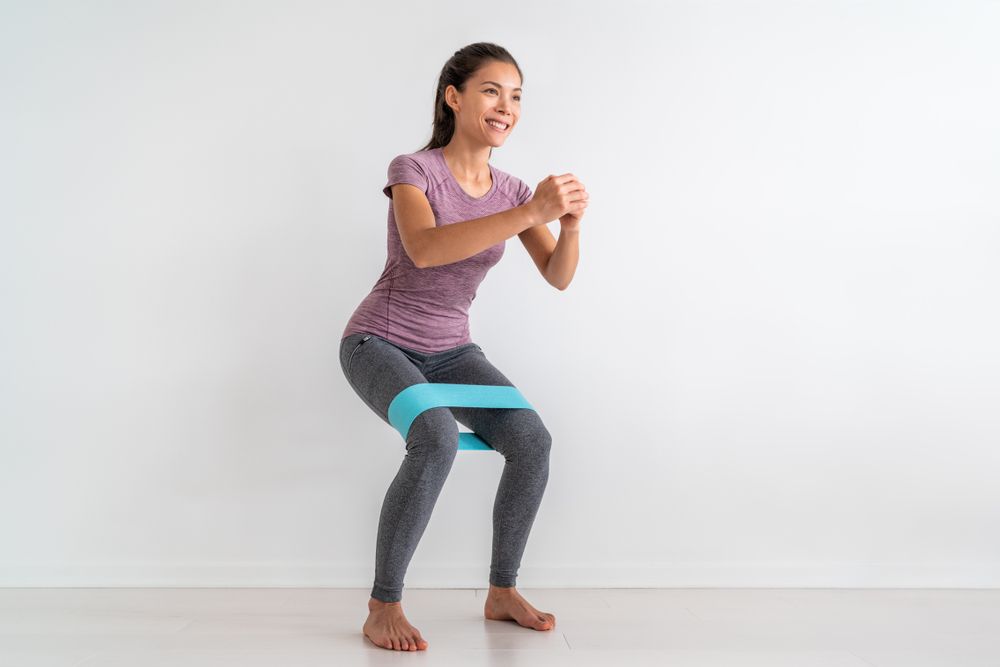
[383,154,429,199]
[515,177,534,206]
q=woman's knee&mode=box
[405,407,461,457]
[532,421,553,457]
[499,412,552,458]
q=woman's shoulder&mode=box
[390,147,440,169]
[383,149,448,198]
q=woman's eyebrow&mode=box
[479,80,523,92]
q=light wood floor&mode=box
[2,587,998,665]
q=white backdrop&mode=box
[2,0,998,588]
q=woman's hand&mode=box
[528,174,588,227]
[559,205,585,232]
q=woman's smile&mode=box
[485,119,510,134]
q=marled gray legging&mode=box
[339,332,552,603]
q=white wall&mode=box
[2,0,998,588]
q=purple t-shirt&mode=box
[341,147,533,354]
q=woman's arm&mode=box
[420,205,540,268]
[543,228,579,290]
[391,183,543,268]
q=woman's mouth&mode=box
[486,119,509,133]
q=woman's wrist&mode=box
[522,201,545,227]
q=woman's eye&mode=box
[485,88,521,102]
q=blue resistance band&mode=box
[387,383,535,451]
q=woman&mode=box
[340,42,588,652]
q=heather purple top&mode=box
[341,147,534,354]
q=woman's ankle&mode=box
[369,596,402,607]
[488,584,516,596]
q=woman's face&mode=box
[447,61,522,147]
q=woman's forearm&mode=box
[544,228,579,290]
[418,204,540,268]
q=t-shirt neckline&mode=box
[435,147,498,203]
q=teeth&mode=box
[487,120,508,130]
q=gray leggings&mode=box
[339,332,552,603]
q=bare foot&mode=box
[362,597,429,651]
[483,585,556,630]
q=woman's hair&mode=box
[417,42,523,155]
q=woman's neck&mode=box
[441,140,491,182]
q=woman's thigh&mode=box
[340,333,431,427]
[424,346,551,455]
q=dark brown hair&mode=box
[417,42,523,156]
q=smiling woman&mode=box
[339,41,585,652]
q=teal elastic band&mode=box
[387,383,535,451]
